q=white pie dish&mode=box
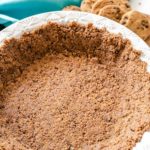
[0,11,150,150]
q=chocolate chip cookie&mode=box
[80,0,97,12]
[63,5,81,11]
[91,0,130,14]
[114,0,131,12]
[91,0,115,14]
[120,11,150,40]
[99,5,124,22]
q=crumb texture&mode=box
[0,22,150,150]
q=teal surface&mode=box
[0,0,82,27]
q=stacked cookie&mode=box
[120,11,150,41]
[63,0,150,46]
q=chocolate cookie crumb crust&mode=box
[0,22,150,150]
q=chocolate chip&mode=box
[141,20,149,28]
[125,3,130,8]
[0,105,5,109]
[121,21,127,25]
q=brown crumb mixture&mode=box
[0,22,150,150]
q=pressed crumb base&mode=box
[1,53,150,150]
[0,22,150,150]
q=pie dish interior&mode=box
[0,22,150,150]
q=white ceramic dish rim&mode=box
[0,11,150,149]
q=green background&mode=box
[0,0,82,26]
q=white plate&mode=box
[130,0,150,15]
[0,11,150,150]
